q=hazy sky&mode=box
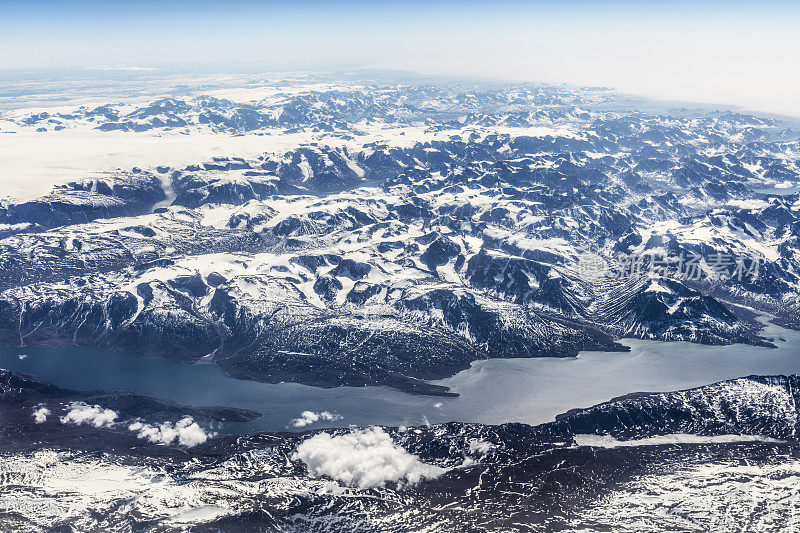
[2,0,799,116]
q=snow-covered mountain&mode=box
[0,83,609,135]
[1,80,798,393]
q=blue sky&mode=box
[1,1,799,115]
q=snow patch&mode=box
[574,433,785,448]
[644,279,673,294]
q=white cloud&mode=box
[467,439,495,456]
[292,427,446,488]
[292,410,342,428]
[128,417,212,448]
[56,403,211,447]
[60,402,118,428]
[574,433,786,448]
[32,406,50,424]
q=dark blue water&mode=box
[3,318,800,434]
[0,346,441,433]
[435,319,800,427]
